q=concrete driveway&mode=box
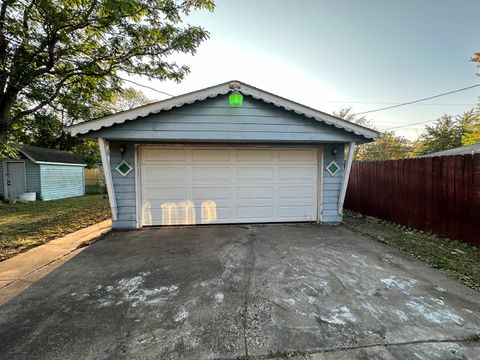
[0,224,479,360]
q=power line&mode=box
[321,101,476,106]
[116,76,479,114]
[113,76,477,133]
[383,113,465,130]
[117,76,175,97]
[353,84,480,116]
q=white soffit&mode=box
[67,80,381,140]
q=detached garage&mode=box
[68,81,379,229]
[0,145,86,201]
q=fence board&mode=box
[345,155,480,245]
[84,168,105,194]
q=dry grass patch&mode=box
[344,211,480,291]
[0,195,110,261]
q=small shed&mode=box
[419,142,480,157]
[68,80,380,229]
[0,145,87,201]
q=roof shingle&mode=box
[20,145,86,165]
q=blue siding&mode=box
[109,142,136,229]
[86,96,367,143]
[322,144,345,223]
[40,164,85,201]
[25,159,41,195]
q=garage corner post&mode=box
[338,141,356,215]
[98,137,118,221]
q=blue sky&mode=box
[130,0,480,139]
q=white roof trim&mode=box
[36,161,87,167]
[67,80,381,140]
[18,150,37,164]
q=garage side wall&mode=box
[322,143,345,223]
[109,142,136,229]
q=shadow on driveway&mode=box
[0,224,479,359]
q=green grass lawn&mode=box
[0,195,111,261]
[344,212,480,291]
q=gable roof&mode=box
[20,145,87,165]
[419,142,480,157]
[67,80,380,141]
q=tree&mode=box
[415,110,480,154]
[0,0,215,155]
[472,51,480,67]
[417,114,464,154]
[333,107,372,127]
[10,87,153,166]
[96,87,155,115]
[334,107,414,160]
[355,131,413,160]
[461,107,480,145]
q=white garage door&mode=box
[139,146,318,226]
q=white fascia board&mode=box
[67,80,381,141]
[338,141,356,214]
[67,83,230,136]
[17,149,37,164]
[36,161,87,167]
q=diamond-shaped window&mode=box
[326,160,340,176]
[116,160,133,176]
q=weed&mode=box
[344,212,480,291]
[468,333,480,342]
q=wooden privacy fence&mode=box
[344,154,480,245]
[84,168,105,194]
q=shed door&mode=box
[5,162,26,200]
[139,146,318,226]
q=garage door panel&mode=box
[143,166,186,181]
[192,167,231,181]
[237,206,273,219]
[200,206,231,223]
[236,149,274,162]
[279,185,316,198]
[140,147,318,226]
[144,187,187,201]
[279,198,315,207]
[192,149,230,162]
[192,187,231,200]
[278,206,316,219]
[142,148,186,162]
[237,167,273,180]
[279,149,316,162]
[237,187,273,199]
[146,206,232,225]
[279,166,316,180]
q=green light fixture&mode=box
[228,91,243,107]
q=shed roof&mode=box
[20,145,87,165]
[67,80,380,141]
[419,143,480,157]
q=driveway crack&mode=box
[242,229,256,358]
